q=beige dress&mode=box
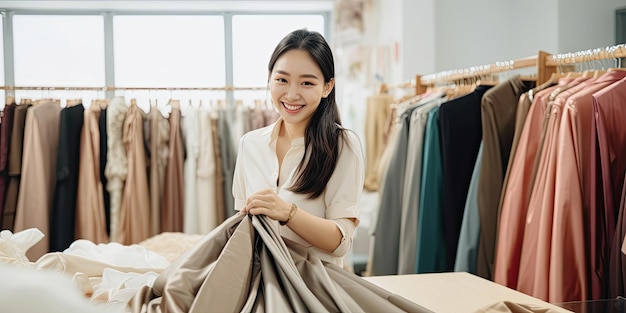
[118,103,151,245]
[75,104,109,244]
[14,99,61,261]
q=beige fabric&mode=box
[210,110,226,224]
[138,232,203,263]
[128,214,430,313]
[363,94,393,191]
[161,107,184,233]
[14,100,61,261]
[118,104,150,245]
[148,107,169,237]
[75,104,109,244]
[105,97,129,243]
[182,108,200,234]
[195,110,218,232]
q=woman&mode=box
[235,28,365,267]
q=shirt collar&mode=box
[269,117,305,149]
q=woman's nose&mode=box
[285,84,299,100]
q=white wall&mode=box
[401,0,436,80]
[558,0,626,54]
[387,0,626,82]
[434,0,558,74]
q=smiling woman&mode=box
[234,29,363,265]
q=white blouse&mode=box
[232,118,365,266]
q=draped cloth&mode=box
[129,213,429,313]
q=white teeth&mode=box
[284,103,304,111]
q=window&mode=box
[12,15,105,104]
[13,15,105,87]
[113,15,225,110]
[232,14,325,104]
[4,11,328,108]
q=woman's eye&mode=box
[275,78,287,83]
[302,81,314,86]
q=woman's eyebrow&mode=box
[274,70,319,80]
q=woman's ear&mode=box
[322,78,335,98]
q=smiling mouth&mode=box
[283,102,305,112]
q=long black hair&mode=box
[268,29,346,199]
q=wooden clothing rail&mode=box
[414,43,626,95]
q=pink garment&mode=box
[494,78,572,288]
[519,70,626,303]
[517,76,596,301]
[589,75,626,299]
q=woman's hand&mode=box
[242,189,291,223]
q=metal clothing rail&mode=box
[0,85,268,91]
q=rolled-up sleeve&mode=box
[325,131,365,256]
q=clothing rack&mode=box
[0,85,268,92]
[414,43,626,95]
[414,53,541,95]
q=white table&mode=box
[363,272,572,313]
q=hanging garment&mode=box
[610,172,626,298]
[217,107,237,218]
[398,99,440,274]
[372,92,444,275]
[454,143,483,274]
[371,105,413,276]
[99,107,111,235]
[476,77,533,280]
[494,77,577,289]
[147,106,169,237]
[196,110,218,232]
[438,85,490,271]
[118,103,150,245]
[50,103,85,252]
[127,214,430,313]
[182,108,200,234]
[75,104,109,245]
[161,106,184,233]
[0,103,16,227]
[105,97,129,243]
[2,103,29,231]
[516,76,597,301]
[249,105,267,131]
[589,75,626,299]
[520,70,626,303]
[363,93,393,192]
[210,110,226,224]
[415,105,446,274]
[550,71,626,302]
[14,99,61,261]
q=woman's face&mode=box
[269,49,333,131]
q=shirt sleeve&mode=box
[330,218,357,257]
[232,135,247,212]
[324,130,365,226]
